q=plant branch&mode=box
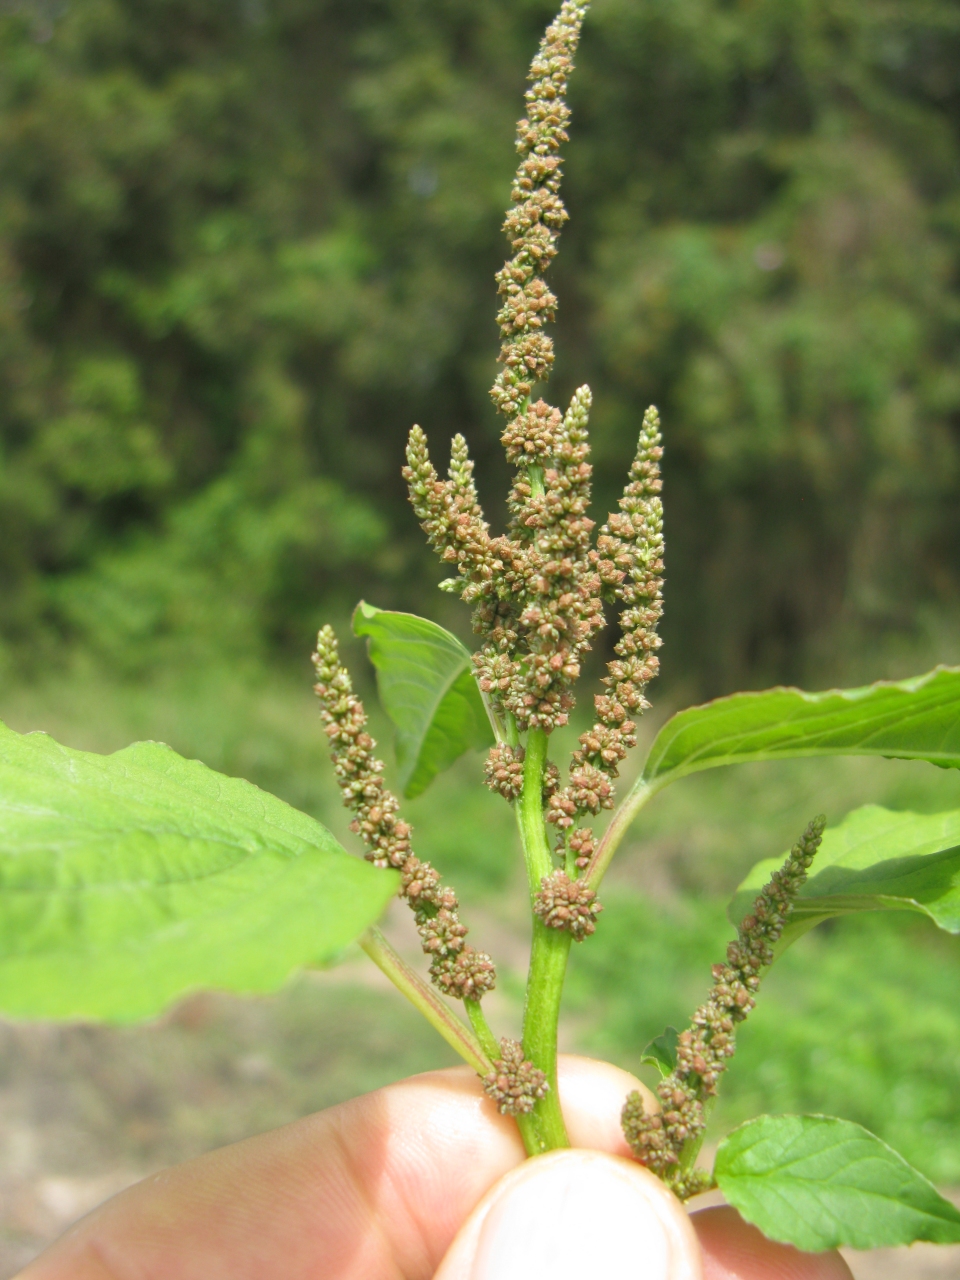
[360,927,492,1076]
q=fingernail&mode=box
[469,1150,700,1280]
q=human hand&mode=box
[18,1056,852,1279]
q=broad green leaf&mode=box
[353,601,494,798]
[643,666,960,786]
[729,805,960,949]
[641,1026,679,1077]
[715,1114,960,1251]
[0,720,398,1022]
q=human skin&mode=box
[18,1056,851,1280]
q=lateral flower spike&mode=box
[403,426,499,603]
[621,815,827,1199]
[312,625,496,1001]
[548,405,664,832]
[483,1038,550,1115]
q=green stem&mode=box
[522,919,572,1152]
[513,1110,542,1155]
[517,728,553,899]
[508,461,573,1154]
[564,835,577,878]
[360,928,492,1076]
[585,773,668,893]
[464,997,500,1062]
[515,726,571,1154]
[467,990,541,1154]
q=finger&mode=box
[558,1054,657,1155]
[691,1206,853,1279]
[17,1065,517,1280]
[17,1055,653,1280]
[434,1148,703,1280]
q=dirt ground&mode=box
[0,952,462,1275]
[0,962,957,1279]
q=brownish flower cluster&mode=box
[404,427,497,608]
[312,625,496,1002]
[533,869,602,940]
[546,406,664,839]
[406,387,604,735]
[621,816,826,1198]
[490,0,588,420]
[492,385,602,732]
[483,743,561,804]
[483,1038,550,1115]
[566,826,596,870]
[483,743,526,801]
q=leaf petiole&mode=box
[464,996,501,1062]
[359,927,492,1075]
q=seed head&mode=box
[621,815,826,1195]
[483,1038,550,1115]
[313,625,496,1001]
[533,869,602,940]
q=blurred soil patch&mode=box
[842,1234,960,1279]
[0,973,455,1275]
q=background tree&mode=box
[1,0,958,690]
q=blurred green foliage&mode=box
[1,0,959,688]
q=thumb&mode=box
[433,1147,703,1280]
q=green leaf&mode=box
[641,1026,679,1077]
[729,804,960,948]
[643,666,960,786]
[715,1114,960,1251]
[353,601,494,799]
[0,720,398,1022]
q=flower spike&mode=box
[621,816,827,1198]
[491,0,590,419]
[313,625,496,1001]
